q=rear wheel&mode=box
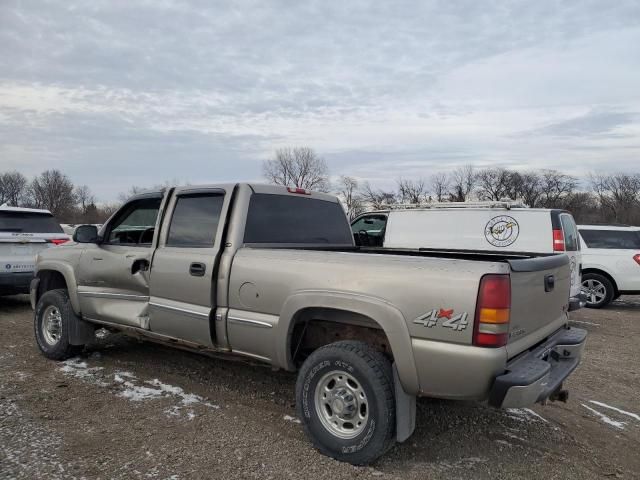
[34,289,83,360]
[295,341,395,465]
[581,273,614,309]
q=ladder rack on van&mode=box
[385,200,529,210]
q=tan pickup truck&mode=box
[30,183,587,464]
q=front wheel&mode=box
[295,341,395,465]
[34,289,84,360]
[581,273,614,309]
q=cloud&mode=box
[1,0,640,200]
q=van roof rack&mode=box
[386,200,528,210]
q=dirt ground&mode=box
[1,295,639,480]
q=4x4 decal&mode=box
[413,308,469,331]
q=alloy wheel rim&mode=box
[582,279,607,305]
[314,370,369,439]
[42,305,62,345]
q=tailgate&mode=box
[506,255,571,359]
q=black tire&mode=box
[582,273,614,309]
[295,341,395,465]
[34,289,84,360]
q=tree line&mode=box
[264,147,640,225]
[3,148,638,227]
[0,170,118,224]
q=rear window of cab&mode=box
[244,194,353,245]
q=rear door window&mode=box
[560,214,579,251]
[0,211,63,233]
[244,194,353,245]
[579,230,640,249]
[166,194,225,247]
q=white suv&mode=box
[0,205,69,295]
[578,225,640,308]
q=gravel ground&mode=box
[1,294,639,479]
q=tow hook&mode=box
[549,388,569,403]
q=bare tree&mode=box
[430,172,450,202]
[263,147,330,192]
[360,182,397,210]
[0,171,28,206]
[27,170,77,218]
[538,169,577,208]
[590,172,640,223]
[337,176,365,220]
[75,185,95,213]
[475,167,512,201]
[514,171,542,207]
[397,177,427,204]
[449,165,476,202]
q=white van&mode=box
[351,202,584,310]
[0,205,70,295]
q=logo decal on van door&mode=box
[485,215,520,247]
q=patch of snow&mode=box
[283,415,301,424]
[588,400,640,422]
[506,408,547,423]
[582,404,626,430]
[58,358,107,386]
[118,381,166,402]
[569,320,601,326]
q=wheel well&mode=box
[36,270,68,302]
[289,307,393,368]
[582,268,619,295]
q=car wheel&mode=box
[295,341,395,465]
[34,289,84,360]
[581,273,614,309]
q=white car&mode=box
[351,202,584,310]
[0,205,70,295]
[578,225,640,308]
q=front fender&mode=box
[36,260,81,315]
[276,290,419,395]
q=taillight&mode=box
[634,254,640,266]
[47,238,69,245]
[474,274,511,348]
[553,229,565,251]
[287,187,311,195]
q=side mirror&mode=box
[73,225,99,243]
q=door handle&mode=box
[131,259,150,275]
[544,274,555,292]
[189,262,206,277]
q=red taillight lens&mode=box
[553,229,565,251]
[287,187,311,195]
[634,254,640,266]
[48,238,69,245]
[474,274,511,348]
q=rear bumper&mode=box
[0,272,33,294]
[488,327,587,408]
[569,292,588,312]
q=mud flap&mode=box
[393,363,416,442]
[68,314,96,346]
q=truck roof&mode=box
[128,183,340,203]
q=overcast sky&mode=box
[1,1,639,202]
